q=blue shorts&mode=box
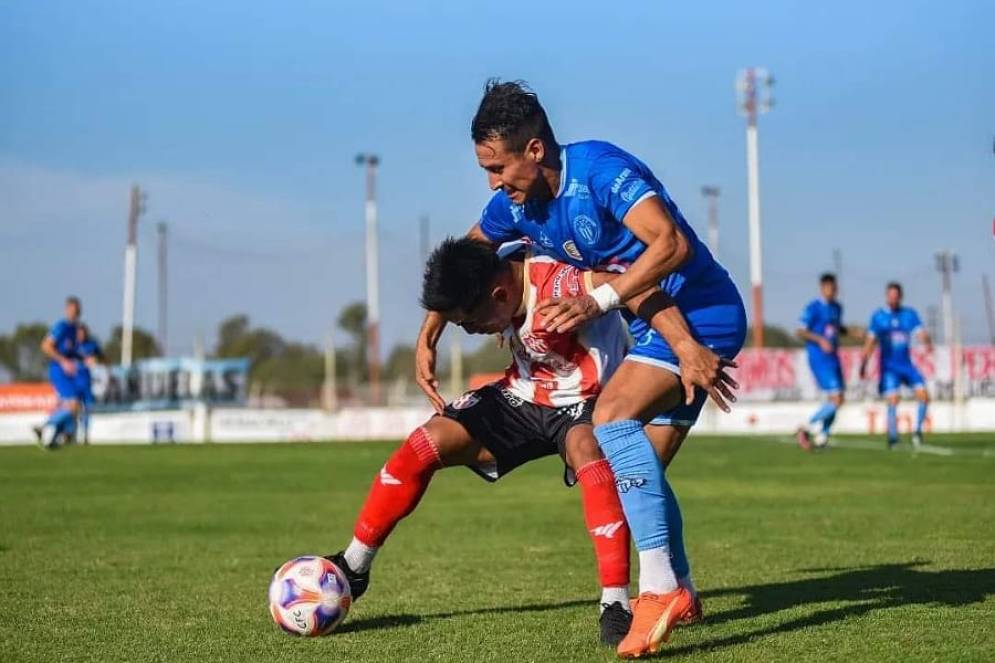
[625,277,747,427]
[75,369,94,405]
[808,352,844,393]
[879,363,925,396]
[49,363,78,400]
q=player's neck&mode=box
[507,261,526,315]
[536,144,563,202]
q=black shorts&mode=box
[441,384,594,485]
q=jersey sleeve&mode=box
[867,312,881,338]
[589,153,657,223]
[478,193,522,244]
[48,320,66,342]
[799,302,815,329]
[907,309,924,334]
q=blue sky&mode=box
[1,0,993,354]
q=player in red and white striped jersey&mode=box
[327,238,698,647]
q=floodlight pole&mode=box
[737,68,773,348]
[157,221,168,356]
[356,154,382,405]
[701,186,720,256]
[121,185,144,367]
[934,250,959,345]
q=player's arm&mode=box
[858,330,878,379]
[796,327,833,353]
[40,329,76,375]
[916,328,933,353]
[588,272,738,411]
[415,221,502,413]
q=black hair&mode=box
[471,79,557,153]
[421,237,503,313]
[886,281,903,295]
[66,296,81,308]
[819,272,837,284]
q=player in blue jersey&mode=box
[74,323,103,445]
[859,282,932,448]
[415,80,744,657]
[33,296,82,449]
[795,273,853,450]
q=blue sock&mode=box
[594,420,669,551]
[886,403,898,440]
[46,408,73,432]
[822,409,837,434]
[809,401,836,426]
[662,475,689,579]
[916,401,928,434]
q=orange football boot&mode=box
[678,593,703,625]
[616,587,694,658]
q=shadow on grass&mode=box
[664,561,995,656]
[338,598,591,634]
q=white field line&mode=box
[765,435,993,458]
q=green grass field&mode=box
[2,434,994,662]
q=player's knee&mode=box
[421,417,475,467]
[564,429,602,470]
[591,396,631,427]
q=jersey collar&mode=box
[554,145,567,199]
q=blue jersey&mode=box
[47,319,79,367]
[479,141,728,300]
[868,307,923,370]
[800,298,844,357]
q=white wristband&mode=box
[590,283,622,312]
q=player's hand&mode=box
[59,358,77,376]
[415,343,446,414]
[858,360,868,381]
[673,340,738,413]
[535,295,601,333]
[817,337,833,353]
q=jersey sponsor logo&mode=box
[379,466,402,485]
[498,386,524,407]
[590,521,624,539]
[563,401,586,421]
[564,179,590,199]
[573,214,601,246]
[450,392,480,410]
[620,180,642,203]
[510,205,524,224]
[551,266,582,299]
[610,168,632,194]
[615,475,647,493]
[537,230,554,248]
[562,240,583,261]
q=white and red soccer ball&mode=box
[268,556,352,636]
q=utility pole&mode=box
[926,305,940,343]
[157,221,168,356]
[121,185,145,367]
[355,154,382,405]
[736,68,773,347]
[700,186,720,255]
[982,274,995,345]
[934,250,959,345]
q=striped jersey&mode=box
[499,253,627,407]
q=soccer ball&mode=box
[268,556,352,636]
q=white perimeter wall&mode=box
[1,400,993,446]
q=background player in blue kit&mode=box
[34,296,83,449]
[415,80,744,658]
[75,323,103,445]
[795,273,853,450]
[859,282,933,448]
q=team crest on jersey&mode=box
[537,230,554,248]
[510,205,524,224]
[573,215,601,246]
[562,240,583,261]
[620,180,642,203]
[450,392,480,410]
[520,331,550,355]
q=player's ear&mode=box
[492,285,508,303]
[524,138,544,164]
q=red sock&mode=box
[353,427,442,547]
[577,459,631,589]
